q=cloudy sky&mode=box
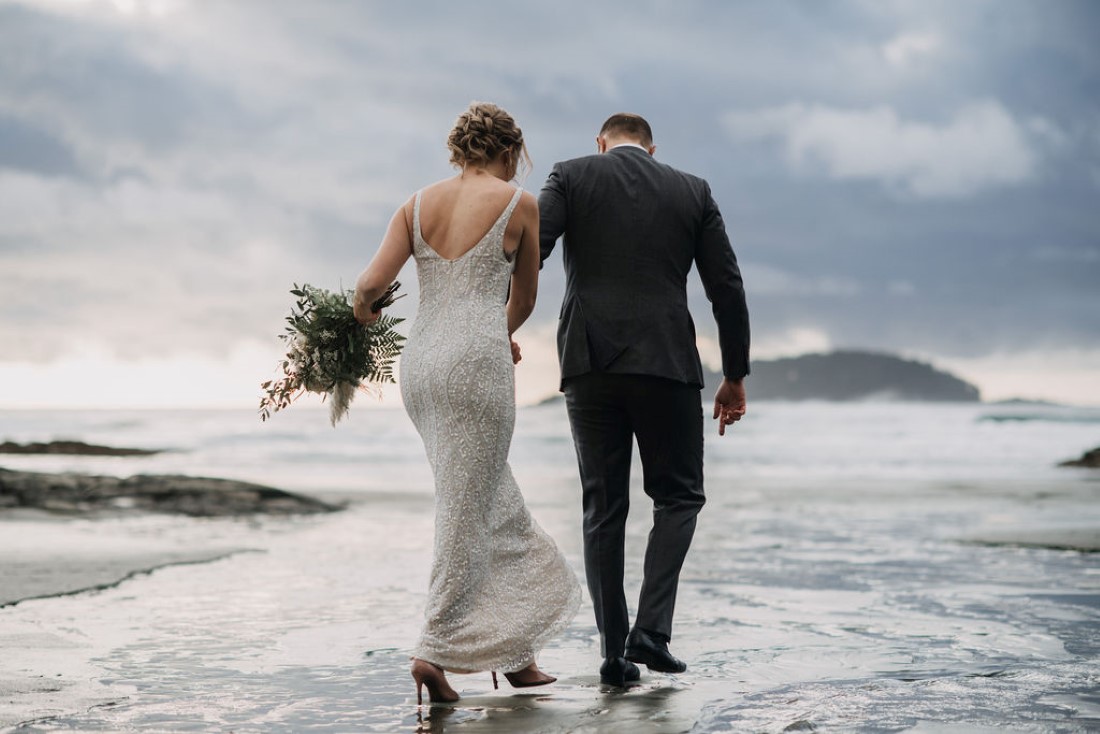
[1,0,1098,408]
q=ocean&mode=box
[1,401,1098,732]
[2,400,1097,493]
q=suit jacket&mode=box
[539,145,749,388]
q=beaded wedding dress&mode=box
[399,186,581,673]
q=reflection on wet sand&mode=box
[410,679,700,734]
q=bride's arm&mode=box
[353,201,413,324]
[506,192,540,336]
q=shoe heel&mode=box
[410,659,459,704]
[600,657,627,687]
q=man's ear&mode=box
[596,136,607,154]
[647,144,656,156]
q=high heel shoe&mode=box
[493,662,557,689]
[411,658,460,705]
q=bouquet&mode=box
[260,282,405,426]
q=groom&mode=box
[538,113,750,686]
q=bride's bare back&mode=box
[354,169,540,337]
[417,174,526,261]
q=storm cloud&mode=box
[1,0,1098,404]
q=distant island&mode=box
[532,349,982,405]
[0,440,162,457]
[705,350,980,402]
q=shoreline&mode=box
[1,465,344,610]
[3,470,1096,613]
[964,527,1100,553]
[0,547,257,609]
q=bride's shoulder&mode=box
[510,189,538,228]
[419,178,455,199]
[409,180,456,216]
[516,188,538,211]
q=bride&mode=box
[353,102,581,704]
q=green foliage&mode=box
[259,282,406,422]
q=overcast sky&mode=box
[1,0,1098,407]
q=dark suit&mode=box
[539,145,749,658]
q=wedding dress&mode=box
[399,186,581,673]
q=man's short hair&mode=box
[599,113,653,147]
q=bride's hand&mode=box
[510,338,522,365]
[353,299,380,326]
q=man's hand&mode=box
[510,338,522,365]
[712,377,746,436]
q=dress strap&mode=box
[412,189,424,245]
[501,187,523,225]
[483,186,525,235]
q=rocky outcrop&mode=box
[0,468,342,517]
[1059,447,1100,469]
[0,441,162,456]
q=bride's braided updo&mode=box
[447,101,531,178]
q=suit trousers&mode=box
[563,372,705,658]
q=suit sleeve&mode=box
[537,163,568,267]
[695,181,750,380]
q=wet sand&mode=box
[1,473,1098,732]
[0,511,253,608]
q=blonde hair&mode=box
[447,101,531,179]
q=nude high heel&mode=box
[411,658,460,705]
[497,662,557,688]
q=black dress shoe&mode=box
[599,656,630,686]
[624,659,641,682]
[625,628,687,673]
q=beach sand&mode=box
[1,470,1097,733]
[0,511,255,609]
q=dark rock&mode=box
[1060,446,1100,469]
[0,440,162,456]
[0,467,342,517]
